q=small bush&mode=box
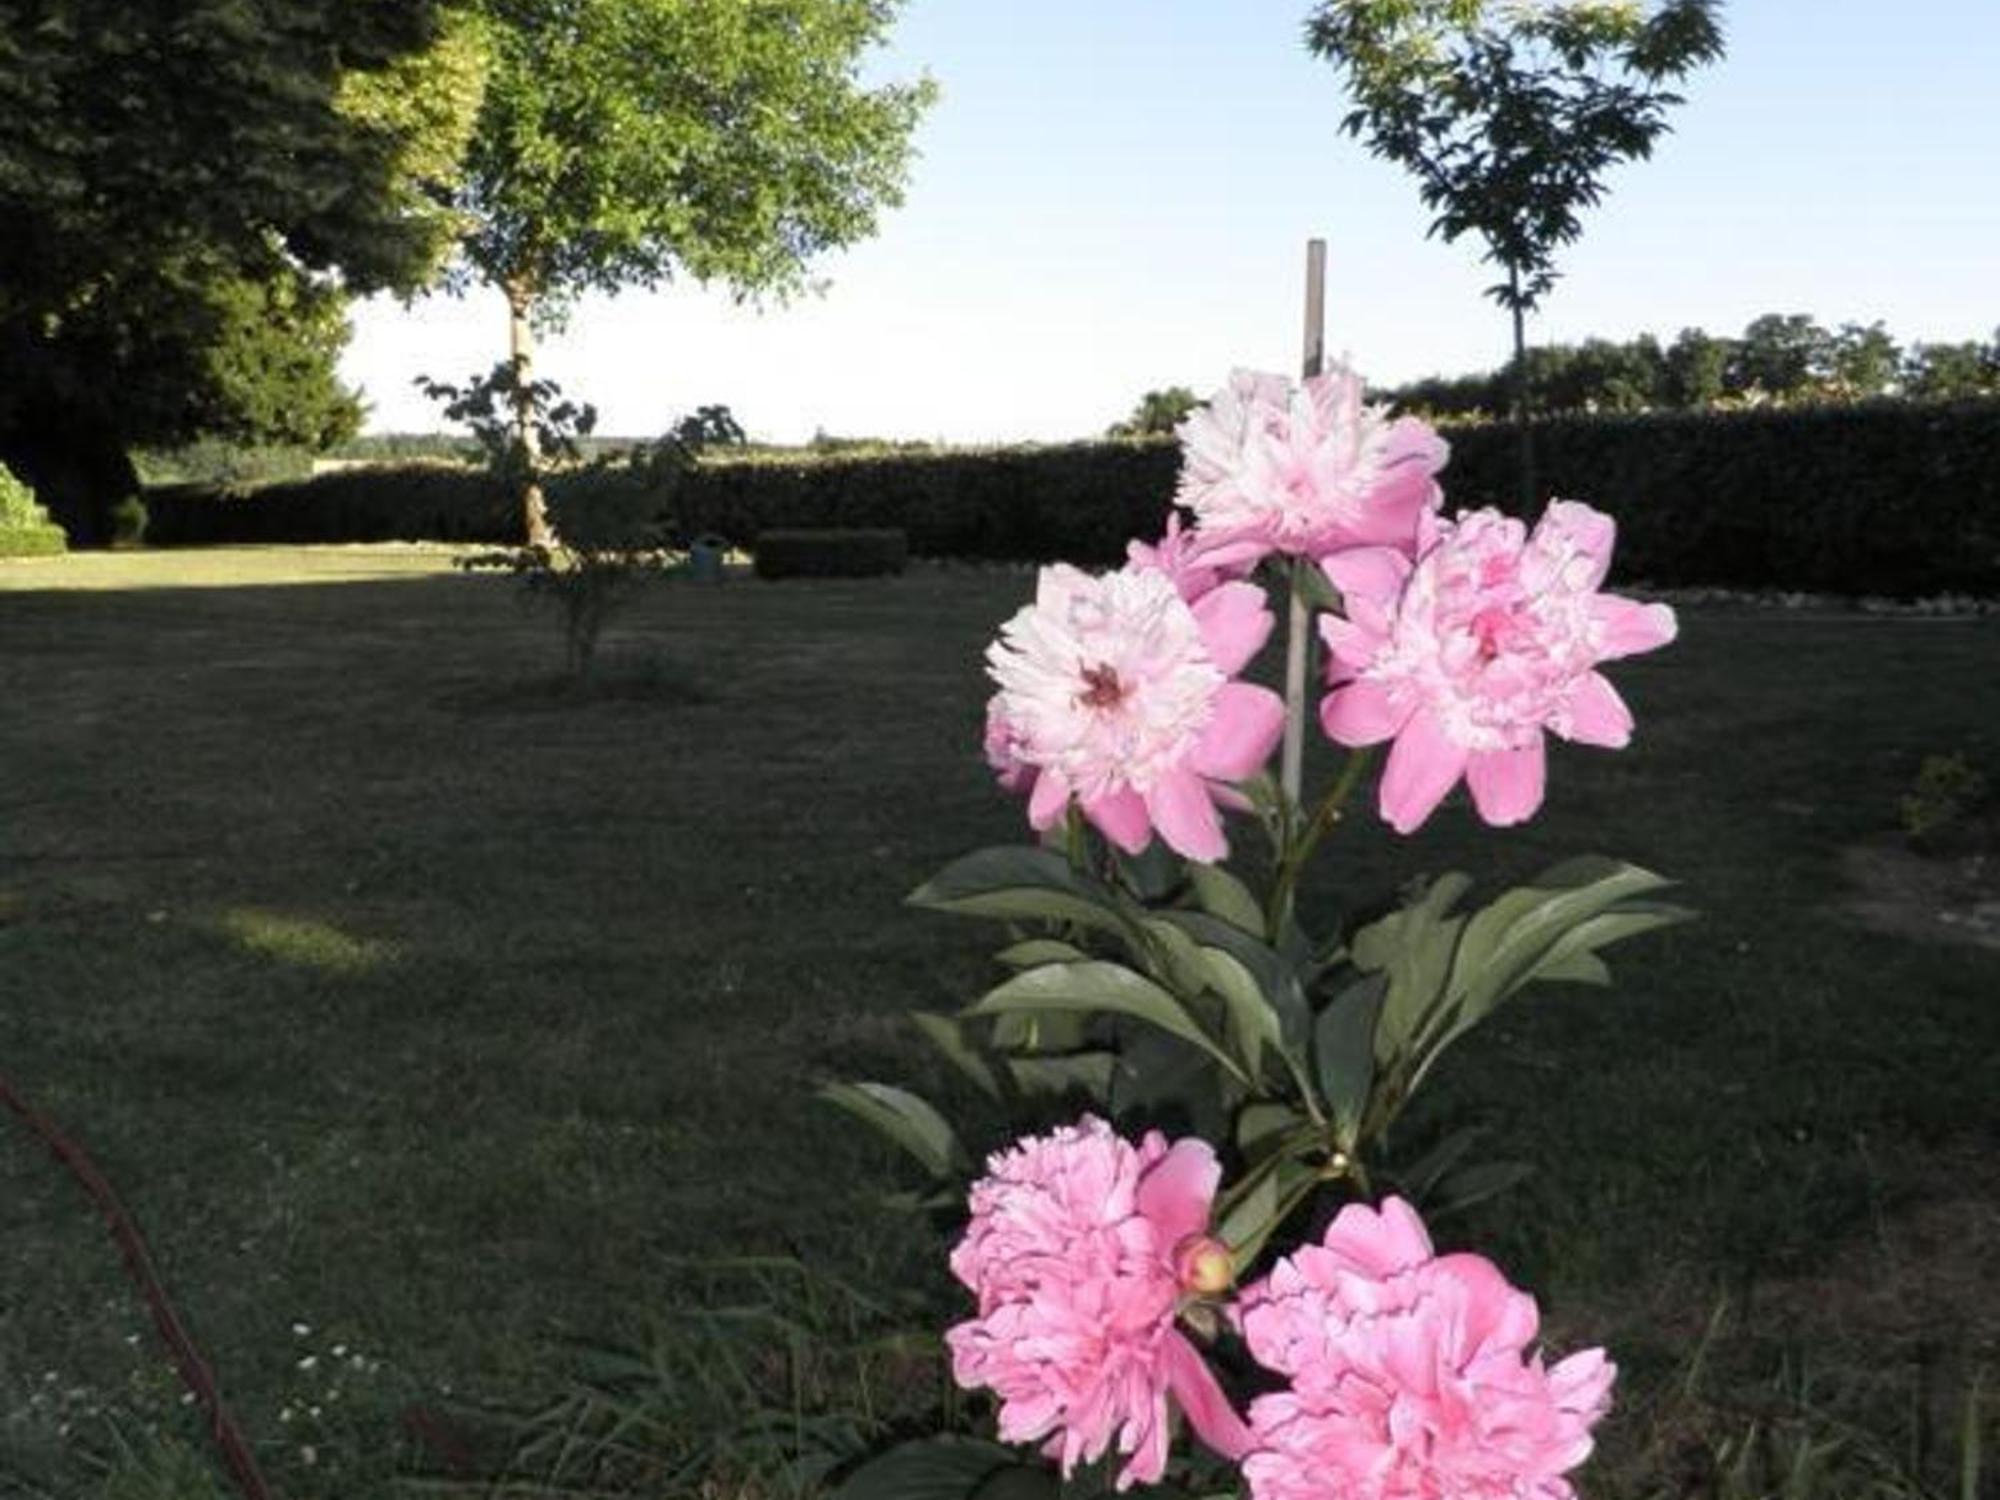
[1900,752,1992,853]
[0,462,68,556]
[754,528,909,579]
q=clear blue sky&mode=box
[341,0,2000,443]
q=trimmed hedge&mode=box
[753,528,909,579]
[0,462,68,556]
[139,401,2000,595]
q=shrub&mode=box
[0,463,69,556]
[753,528,909,579]
[135,401,2000,596]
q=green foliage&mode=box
[755,529,910,579]
[0,0,486,537]
[132,442,316,490]
[456,0,936,318]
[1386,313,2000,417]
[1306,0,1725,316]
[457,402,744,675]
[0,461,67,555]
[1107,387,1201,438]
[490,1259,950,1498]
[1900,754,1991,850]
[141,399,2000,596]
[853,833,1684,1251]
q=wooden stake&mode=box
[1281,239,1327,806]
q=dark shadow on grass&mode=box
[435,651,719,714]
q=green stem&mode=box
[1063,803,1087,873]
[1265,746,1376,940]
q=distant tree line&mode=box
[1382,315,2000,418]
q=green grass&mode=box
[1,549,1996,1497]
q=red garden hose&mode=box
[0,1072,275,1500]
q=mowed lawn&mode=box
[1,548,1996,1494]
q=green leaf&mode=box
[1296,562,1345,613]
[1349,872,1473,1068]
[1313,972,1386,1146]
[1424,863,1689,1068]
[832,1437,1033,1500]
[909,1012,999,1099]
[910,847,1136,941]
[1152,910,1312,1055]
[968,962,1246,1082]
[1187,865,1265,935]
[1235,1100,1305,1158]
[1215,1165,1277,1255]
[1114,840,1185,903]
[1006,1051,1118,1102]
[1139,915,1215,1000]
[1197,945,1284,1077]
[993,938,1088,970]
[817,1082,965,1180]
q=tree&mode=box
[0,1,486,541]
[1902,338,2000,401]
[1663,326,1730,408]
[1727,313,1832,402]
[1108,387,1202,437]
[1305,0,1725,505]
[451,0,936,544]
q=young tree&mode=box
[1305,0,1725,504]
[0,0,485,541]
[452,0,936,543]
[1108,387,1202,438]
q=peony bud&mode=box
[1174,1234,1234,1296]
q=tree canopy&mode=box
[0,0,485,538]
[1306,0,1724,502]
[1305,0,1725,319]
[1383,313,2000,416]
[447,0,935,540]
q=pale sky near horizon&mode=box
[340,0,2000,444]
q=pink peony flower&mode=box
[1174,366,1448,564]
[1237,1197,1615,1500]
[947,1117,1253,1489]
[985,564,1284,862]
[1126,513,1261,603]
[1318,500,1678,834]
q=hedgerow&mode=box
[139,401,2000,595]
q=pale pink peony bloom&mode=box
[985,564,1284,862]
[1126,513,1261,603]
[1237,1197,1615,1500]
[1318,500,1678,834]
[947,1117,1253,1489]
[1174,366,1448,564]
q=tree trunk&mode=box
[1509,271,1536,514]
[506,280,554,547]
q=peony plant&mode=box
[825,360,1683,1500]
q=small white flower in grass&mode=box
[297,1355,317,1372]
[291,1323,310,1338]
[331,1344,347,1358]
[300,1444,317,1466]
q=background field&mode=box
[1,550,1995,1495]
